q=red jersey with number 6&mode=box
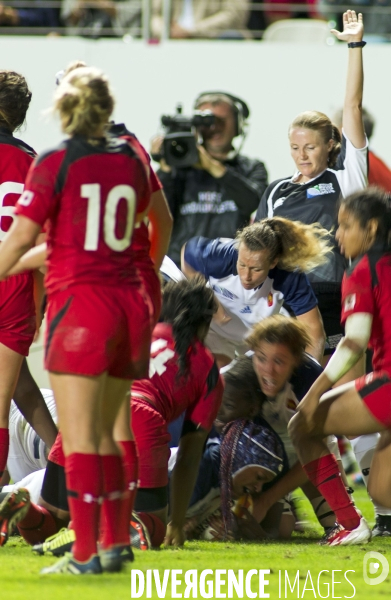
[15,135,151,294]
[341,247,391,375]
[0,128,36,239]
[131,322,223,430]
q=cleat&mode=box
[99,545,133,572]
[41,552,102,575]
[319,516,371,546]
[130,512,151,551]
[0,488,30,547]
[32,527,76,556]
[372,515,391,537]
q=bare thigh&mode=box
[306,386,385,439]
[0,343,23,427]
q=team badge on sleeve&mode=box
[344,294,356,311]
[18,190,34,206]
[267,293,273,307]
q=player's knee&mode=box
[288,411,310,447]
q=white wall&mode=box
[4,36,391,183]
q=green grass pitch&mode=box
[1,486,390,600]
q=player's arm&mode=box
[299,313,372,411]
[166,364,224,546]
[252,461,307,524]
[165,425,209,547]
[0,215,41,280]
[296,307,326,363]
[7,242,47,276]
[147,189,173,272]
[181,244,202,279]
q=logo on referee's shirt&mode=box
[307,183,335,198]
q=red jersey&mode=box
[125,135,162,266]
[132,322,223,431]
[15,135,151,294]
[341,248,391,374]
[0,128,35,240]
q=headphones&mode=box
[193,91,250,138]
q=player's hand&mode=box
[196,145,226,178]
[164,523,186,547]
[251,493,272,525]
[331,10,364,43]
[235,508,267,541]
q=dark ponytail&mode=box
[160,277,216,377]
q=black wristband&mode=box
[348,41,366,48]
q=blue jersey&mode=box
[185,236,317,342]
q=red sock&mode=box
[100,454,124,549]
[17,503,57,545]
[137,512,166,547]
[117,440,138,546]
[303,454,360,530]
[0,428,9,477]
[65,453,102,562]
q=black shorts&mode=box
[134,486,168,512]
[41,459,69,512]
[314,287,344,356]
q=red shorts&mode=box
[139,265,161,327]
[48,431,65,467]
[356,371,391,428]
[45,283,151,379]
[131,397,170,488]
[0,273,35,356]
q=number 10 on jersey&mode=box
[82,183,136,252]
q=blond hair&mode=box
[289,110,341,168]
[246,315,311,362]
[54,66,114,137]
[236,217,331,273]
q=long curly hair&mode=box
[160,277,217,377]
[236,217,331,273]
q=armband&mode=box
[347,41,366,48]
[324,341,361,384]
[324,313,372,384]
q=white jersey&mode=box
[184,237,317,343]
[8,389,57,483]
[160,255,186,283]
[261,380,339,466]
[261,382,299,467]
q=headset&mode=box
[193,91,250,138]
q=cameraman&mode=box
[151,92,268,266]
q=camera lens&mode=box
[170,140,188,159]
